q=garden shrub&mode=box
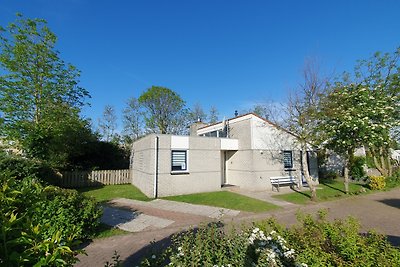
[0,173,102,266]
[140,210,400,266]
[386,171,400,189]
[0,152,58,184]
[34,186,102,240]
[349,156,366,180]
[368,175,386,190]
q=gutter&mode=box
[154,136,159,198]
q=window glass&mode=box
[283,150,293,169]
[171,150,187,171]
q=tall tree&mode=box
[0,14,90,164]
[98,105,118,142]
[122,97,143,145]
[189,103,207,123]
[138,86,186,134]
[353,48,400,176]
[208,106,219,123]
[284,58,328,201]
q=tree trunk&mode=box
[344,159,349,194]
[372,153,386,176]
[301,145,317,201]
[387,154,392,177]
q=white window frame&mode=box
[171,150,189,174]
[283,150,293,169]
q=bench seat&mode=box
[270,176,299,192]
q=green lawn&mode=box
[163,191,279,213]
[78,184,151,202]
[93,223,130,239]
[273,180,370,204]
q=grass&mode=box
[273,179,370,205]
[163,191,279,213]
[78,184,151,202]
[93,223,130,239]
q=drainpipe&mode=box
[154,136,159,198]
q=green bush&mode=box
[0,173,102,266]
[368,175,386,190]
[34,186,102,240]
[0,153,58,184]
[349,156,366,180]
[139,211,400,266]
[386,171,400,189]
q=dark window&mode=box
[171,150,187,171]
[283,151,293,169]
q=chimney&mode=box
[189,121,207,136]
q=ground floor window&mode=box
[283,150,293,169]
[171,150,187,172]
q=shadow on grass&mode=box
[378,199,400,209]
[321,182,346,194]
[291,188,311,199]
[76,184,106,193]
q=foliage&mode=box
[138,86,188,134]
[122,97,143,145]
[140,211,400,266]
[368,175,386,190]
[140,222,303,267]
[98,105,119,143]
[68,140,130,170]
[34,186,102,240]
[260,211,400,266]
[104,251,122,267]
[0,14,94,170]
[188,103,207,123]
[385,171,400,189]
[163,191,279,213]
[0,152,55,182]
[349,156,366,180]
[0,174,83,266]
[78,184,151,202]
[208,105,219,123]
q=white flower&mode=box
[151,255,156,259]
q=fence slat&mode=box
[59,169,131,188]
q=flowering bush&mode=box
[368,175,386,190]
[140,210,400,266]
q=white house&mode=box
[130,113,319,197]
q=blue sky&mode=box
[1,1,399,129]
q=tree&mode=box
[284,58,328,201]
[320,48,400,189]
[189,103,207,123]
[352,48,400,176]
[0,14,90,166]
[208,106,219,123]
[122,97,143,145]
[138,86,186,134]
[98,105,118,142]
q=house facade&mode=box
[130,113,319,198]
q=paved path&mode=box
[76,188,400,267]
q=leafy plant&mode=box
[139,211,400,266]
[368,175,386,190]
[349,156,366,180]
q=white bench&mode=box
[270,176,299,192]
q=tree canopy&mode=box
[0,14,92,168]
[138,86,187,134]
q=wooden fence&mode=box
[59,169,131,188]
